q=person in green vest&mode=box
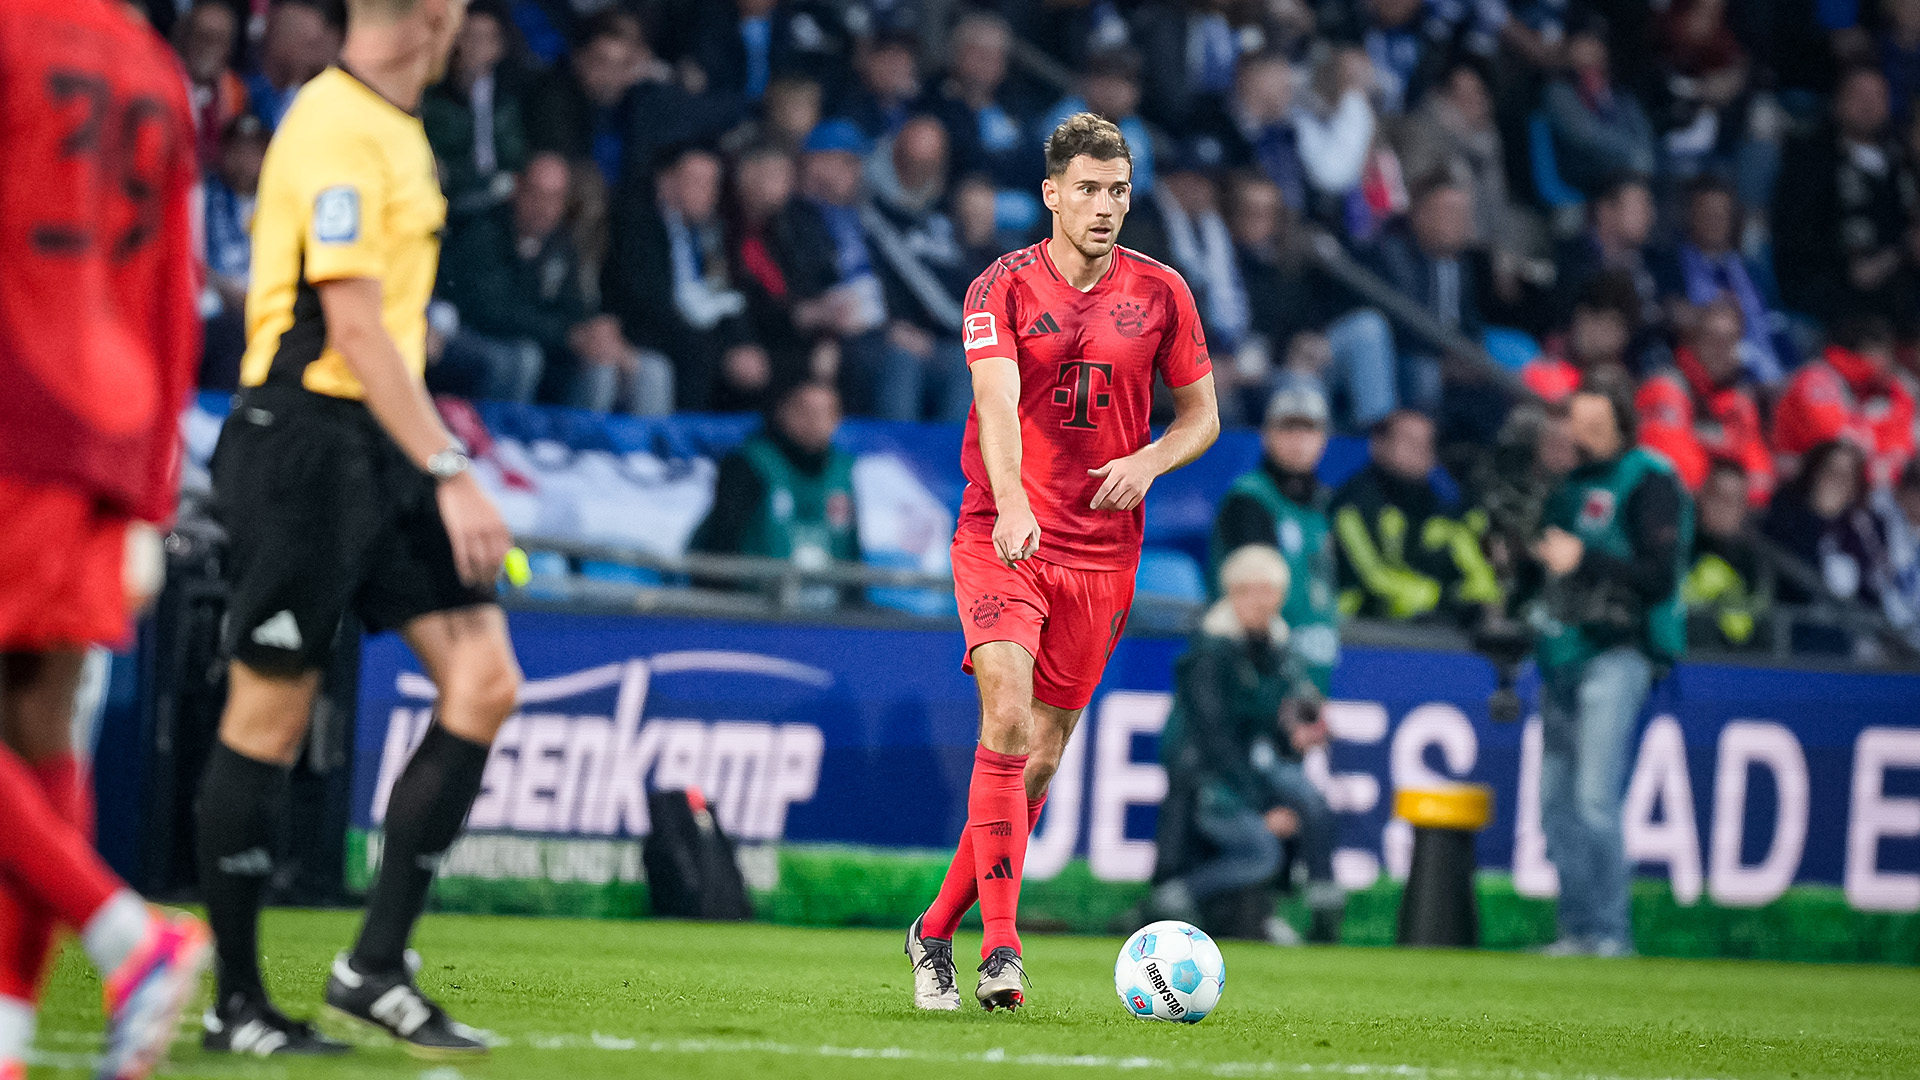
[1210,387,1340,692]
[1523,376,1692,958]
[690,381,861,609]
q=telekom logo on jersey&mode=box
[370,655,825,844]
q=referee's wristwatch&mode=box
[426,442,472,483]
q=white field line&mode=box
[31,1028,1731,1080]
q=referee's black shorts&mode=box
[212,385,496,675]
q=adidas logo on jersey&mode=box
[251,611,303,651]
[1025,312,1061,335]
[982,856,1014,881]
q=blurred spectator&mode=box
[921,13,1043,195]
[1634,298,1776,504]
[687,0,852,106]
[1684,460,1767,649]
[1541,16,1657,196]
[1875,458,1920,648]
[435,153,672,412]
[1040,47,1159,197]
[724,75,826,157]
[1155,159,1248,357]
[771,120,929,420]
[690,381,861,610]
[605,144,759,412]
[839,28,922,140]
[728,142,816,371]
[864,116,973,422]
[1762,439,1890,655]
[1330,410,1501,621]
[200,115,270,391]
[1327,0,1470,116]
[424,0,527,218]
[1395,59,1520,256]
[1773,66,1917,329]
[1650,0,1753,181]
[525,11,734,189]
[1651,176,1784,385]
[1128,0,1244,130]
[246,0,338,130]
[1221,172,1396,433]
[1551,175,1665,366]
[1881,0,1920,123]
[1210,387,1342,691]
[1523,272,1639,403]
[1363,174,1484,417]
[1772,315,1917,486]
[1149,544,1341,947]
[952,173,1023,275]
[1190,50,1376,222]
[174,0,248,169]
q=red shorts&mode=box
[952,535,1137,711]
[0,477,134,651]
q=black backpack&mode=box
[642,789,753,921]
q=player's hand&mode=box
[993,498,1042,565]
[1087,451,1160,512]
[437,472,514,587]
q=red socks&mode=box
[924,746,1045,957]
[0,753,94,1002]
[923,791,1046,941]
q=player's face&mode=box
[1044,155,1131,262]
[424,0,470,84]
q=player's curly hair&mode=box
[1043,112,1131,178]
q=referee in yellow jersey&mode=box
[199,0,518,1058]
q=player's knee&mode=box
[463,653,522,724]
[1024,748,1061,794]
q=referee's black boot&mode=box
[322,952,487,1059]
[203,993,351,1056]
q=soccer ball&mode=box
[1114,920,1225,1023]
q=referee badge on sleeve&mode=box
[314,186,361,244]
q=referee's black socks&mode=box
[197,742,290,1011]
[350,720,490,975]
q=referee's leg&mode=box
[347,604,518,977]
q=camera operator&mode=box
[1522,377,1692,958]
[1149,545,1342,946]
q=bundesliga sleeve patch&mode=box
[964,311,999,350]
[313,186,361,244]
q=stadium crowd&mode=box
[160,0,1920,655]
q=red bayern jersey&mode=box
[958,242,1212,571]
[0,0,200,523]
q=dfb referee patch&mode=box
[313,186,360,244]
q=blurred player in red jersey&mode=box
[905,113,1220,1011]
[0,0,212,1076]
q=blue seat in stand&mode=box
[1135,547,1207,604]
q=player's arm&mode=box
[1089,276,1221,511]
[318,279,510,586]
[972,355,1042,565]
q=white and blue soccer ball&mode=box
[1114,920,1225,1023]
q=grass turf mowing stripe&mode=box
[28,913,1920,1080]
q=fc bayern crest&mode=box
[1580,489,1616,529]
[1110,301,1146,338]
[971,594,1005,628]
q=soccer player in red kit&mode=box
[905,113,1220,1011]
[0,0,212,1076]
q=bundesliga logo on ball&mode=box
[1115,921,1225,1023]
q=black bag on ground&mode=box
[643,789,752,920]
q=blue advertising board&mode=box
[354,611,1920,915]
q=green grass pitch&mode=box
[29,910,1920,1079]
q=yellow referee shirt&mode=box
[240,67,445,399]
